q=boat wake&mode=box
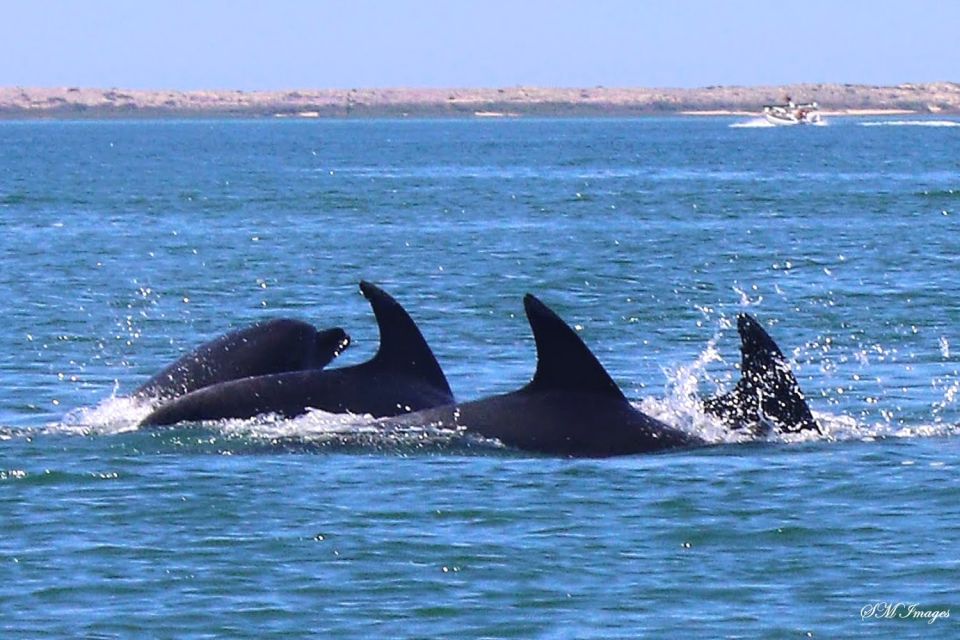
[858,120,960,127]
[729,118,776,128]
[730,117,828,129]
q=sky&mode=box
[1,0,958,90]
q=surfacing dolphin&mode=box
[134,319,350,402]
[380,294,704,457]
[704,313,821,435]
[140,281,453,426]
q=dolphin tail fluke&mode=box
[704,313,820,435]
[359,281,453,398]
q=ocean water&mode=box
[1,116,959,637]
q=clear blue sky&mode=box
[2,0,957,89]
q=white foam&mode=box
[730,118,775,128]
[57,395,156,435]
[639,335,750,445]
[217,408,370,440]
[729,118,828,129]
[193,407,501,452]
[858,120,960,127]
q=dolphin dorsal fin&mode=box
[705,313,820,434]
[359,281,452,396]
[523,294,626,399]
[738,313,789,380]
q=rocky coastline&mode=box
[2,83,958,119]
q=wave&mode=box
[858,120,960,128]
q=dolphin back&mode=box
[382,294,701,457]
[134,319,349,401]
[140,283,451,427]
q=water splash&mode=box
[731,285,762,307]
[858,120,960,127]
[645,331,960,446]
[730,118,775,129]
[638,335,751,445]
[58,394,156,435]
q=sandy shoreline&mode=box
[1,83,958,119]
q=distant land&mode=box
[1,83,959,119]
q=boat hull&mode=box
[763,106,822,126]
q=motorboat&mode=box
[762,99,822,126]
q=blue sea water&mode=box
[1,116,959,637]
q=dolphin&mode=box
[134,319,350,402]
[703,313,821,435]
[379,294,704,457]
[139,281,453,426]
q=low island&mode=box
[1,83,958,119]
